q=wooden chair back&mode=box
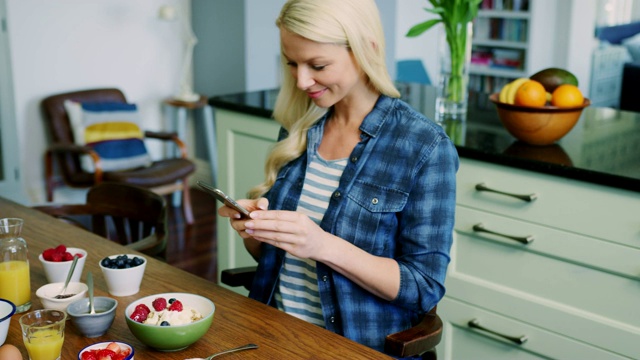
[34,182,169,259]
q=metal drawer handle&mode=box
[473,223,534,244]
[468,319,528,345]
[475,183,537,202]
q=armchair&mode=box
[41,88,195,224]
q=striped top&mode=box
[274,152,347,327]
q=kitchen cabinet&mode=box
[214,108,280,294]
[436,158,640,359]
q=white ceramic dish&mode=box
[99,254,146,297]
[35,281,88,312]
[0,299,16,345]
[78,341,134,360]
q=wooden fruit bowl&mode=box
[489,93,590,146]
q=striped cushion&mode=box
[65,100,152,173]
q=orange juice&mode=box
[0,260,30,306]
[23,328,64,360]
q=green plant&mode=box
[406,0,482,103]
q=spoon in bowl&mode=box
[185,343,258,360]
[54,254,79,299]
[87,271,96,314]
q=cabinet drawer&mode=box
[456,158,640,248]
[448,207,640,357]
[437,297,627,360]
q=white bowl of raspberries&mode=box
[124,293,215,351]
[38,245,87,284]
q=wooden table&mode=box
[1,197,390,359]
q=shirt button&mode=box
[350,156,358,163]
[322,275,328,282]
[371,198,379,205]
[333,191,341,199]
[330,316,335,323]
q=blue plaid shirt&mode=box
[249,95,458,357]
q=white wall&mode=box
[5,0,188,204]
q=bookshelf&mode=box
[469,0,531,93]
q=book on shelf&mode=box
[481,0,529,11]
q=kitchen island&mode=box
[210,84,640,359]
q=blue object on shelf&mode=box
[396,59,431,85]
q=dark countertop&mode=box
[209,84,640,193]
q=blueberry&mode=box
[168,298,176,304]
[160,321,170,326]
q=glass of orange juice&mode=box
[19,309,66,360]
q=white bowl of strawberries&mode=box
[38,245,87,284]
[78,341,134,360]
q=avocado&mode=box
[530,68,578,93]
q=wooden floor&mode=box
[164,187,219,283]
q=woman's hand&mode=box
[244,210,330,260]
[218,198,269,240]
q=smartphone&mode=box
[196,181,251,218]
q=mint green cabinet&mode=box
[215,109,280,294]
[437,158,640,359]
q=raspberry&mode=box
[62,252,74,261]
[51,252,63,262]
[152,297,167,311]
[75,253,84,258]
[135,304,150,316]
[168,300,183,312]
[54,244,66,253]
[129,309,147,323]
[42,248,55,261]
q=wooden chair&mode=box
[41,88,196,224]
[33,182,169,259]
[220,267,442,359]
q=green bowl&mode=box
[124,292,215,351]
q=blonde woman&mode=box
[218,0,458,356]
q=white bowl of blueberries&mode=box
[99,254,146,297]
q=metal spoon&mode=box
[87,271,96,314]
[54,254,79,299]
[185,343,258,360]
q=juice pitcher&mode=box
[0,218,31,313]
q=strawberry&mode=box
[97,349,116,360]
[168,299,183,312]
[62,252,74,261]
[106,342,122,352]
[81,352,98,360]
[54,244,66,253]
[152,297,167,311]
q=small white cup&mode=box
[99,254,146,297]
[39,247,87,284]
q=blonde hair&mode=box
[248,0,400,198]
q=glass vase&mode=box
[435,21,473,126]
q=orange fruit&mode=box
[514,80,547,107]
[551,84,584,108]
